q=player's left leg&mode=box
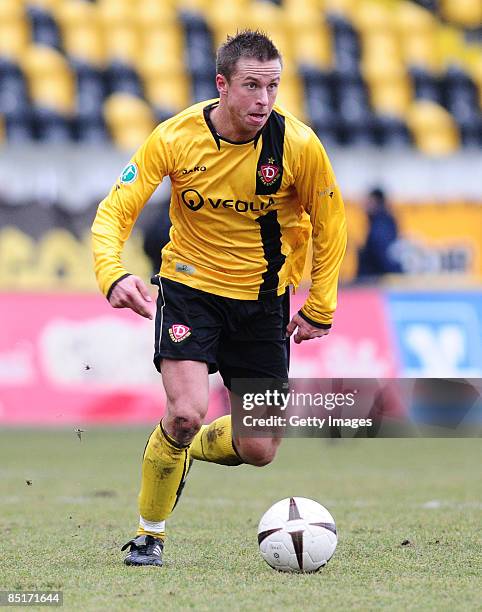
[192,289,290,469]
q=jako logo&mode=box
[181,189,275,213]
[182,166,207,174]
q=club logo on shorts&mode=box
[169,324,192,343]
[258,157,280,186]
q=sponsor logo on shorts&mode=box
[120,163,138,184]
[169,324,192,343]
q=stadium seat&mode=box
[144,72,190,118]
[182,16,216,80]
[410,67,442,103]
[440,0,482,28]
[442,66,482,147]
[27,5,63,51]
[352,1,394,33]
[73,61,105,122]
[137,27,185,82]
[0,15,30,62]
[406,99,460,154]
[103,92,155,149]
[395,1,436,35]
[104,25,139,64]
[32,107,72,142]
[370,78,412,117]
[276,71,305,121]
[191,77,218,103]
[329,14,362,77]
[62,27,105,67]
[0,59,34,142]
[374,115,412,147]
[402,31,439,71]
[97,0,132,27]
[27,0,63,10]
[106,62,143,97]
[135,0,177,28]
[56,1,104,67]
[324,0,357,17]
[292,26,332,70]
[0,60,31,116]
[20,45,76,115]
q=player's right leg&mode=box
[123,359,209,566]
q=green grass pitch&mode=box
[1,429,481,610]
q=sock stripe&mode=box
[139,515,166,533]
[159,419,189,450]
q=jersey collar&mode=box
[203,101,264,150]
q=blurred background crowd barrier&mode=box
[0,0,481,425]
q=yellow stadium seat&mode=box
[276,73,306,121]
[63,27,105,66]
[0,1,25,23]
[135,0,177,29]
[56,1,104,66]
[352,1,393,33]
[177,0,211,12]
[362,31,401,62]
[323,0,357,17]
[0,20,30,61]
[104,25,139,64]
[406,100,460,155]
[104,93,156,150]
[285,3,324,32]
[141,26,184,62]
[362,54,406,84]
[402,31,439,71]
[440,0,482,28]
[55,0,95,26]
[292,25,332,69]
[395,1,436,35]
[20,45,75,114]
[137,51,186,83]
[370,78,412,117]
[144,73,190,113]
[27,0,63,10]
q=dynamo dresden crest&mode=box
[258,157,280,186]
[169,324,192,343]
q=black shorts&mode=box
[152,277,290,389]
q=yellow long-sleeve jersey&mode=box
[92,100,347,326]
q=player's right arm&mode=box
[91,125,173,318]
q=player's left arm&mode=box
[287,131,347,344]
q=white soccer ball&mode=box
[257,497,337,573]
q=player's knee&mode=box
[165,401,206,444]
[238,440,279,467]
[172,412,203,440]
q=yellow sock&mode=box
[190,415,243,466]
[136,422,190,540]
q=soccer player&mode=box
[92,30,347,567]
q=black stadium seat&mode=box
[27,6,63,51]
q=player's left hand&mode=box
[286,313,330,344]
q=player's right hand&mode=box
[108,275,155,320]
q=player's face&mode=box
[219,58,282,138]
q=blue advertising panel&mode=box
[387,292,482,377]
